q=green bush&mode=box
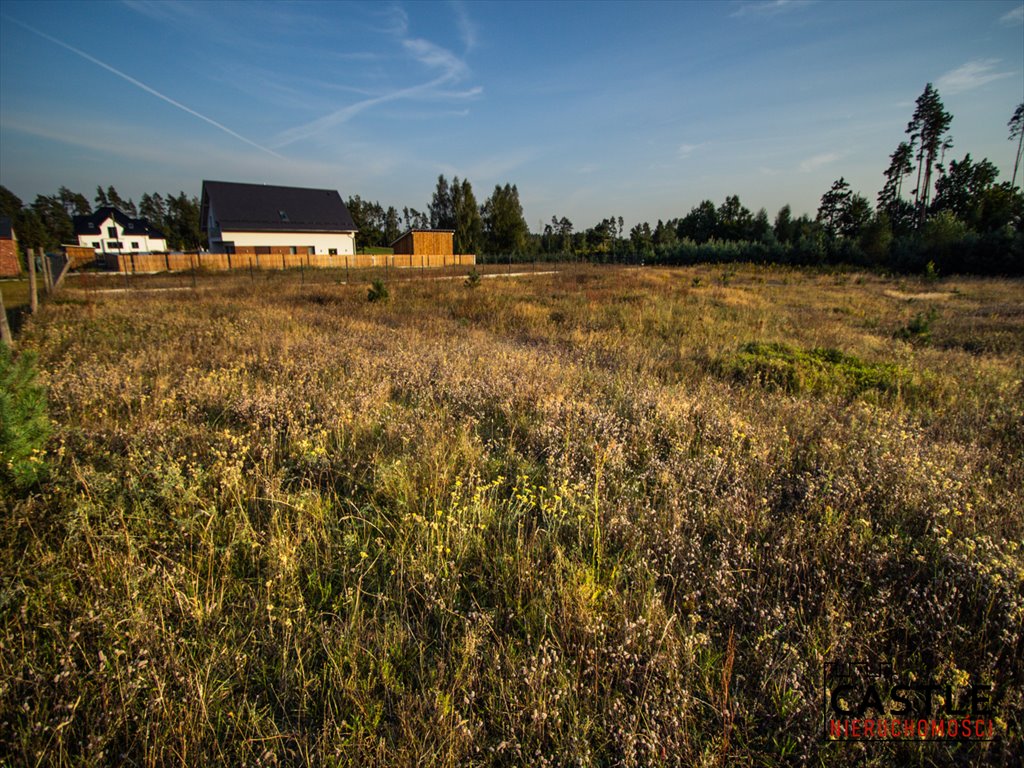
[0,345,50,489]
[723,341,912,400]
[464,268,481,288]
[367,279,389,303]
[895,308,938,344]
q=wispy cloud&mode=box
[936,59,1014,95]
[271,8,482,148]
[439,148,537,182]
[3,15,283,158]
[999,5,1024,26]
[677,143,703,159]
[799,152,840,173]
[451,0,479,50]
[121,0,205,24]
[731,0,814,18]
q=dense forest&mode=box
[1,85,1021,274]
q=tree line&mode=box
[531,89,1022,274]
[0,185,202,253]
[347,176,527,257]
[1,86,1020,273]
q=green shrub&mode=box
[464,268,481,288]
[0,345,50,489]
[367,279,389,303]
[895,307,938,344]
[722,341,911,400]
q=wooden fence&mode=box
[101,252,476,274]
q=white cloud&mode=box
[936,59,1014,95]
[439,148,537,182]
[272,19,481,148]
[999,5,1024,25]
[451,1,479,50]
[799,152,840,173]
[677,143,702,159]
[731,0,814,18]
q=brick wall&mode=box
[0,238,21,277]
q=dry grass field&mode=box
[2,264,1022,766]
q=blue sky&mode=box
[1,0,1022,231]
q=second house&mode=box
[200,180,358,256]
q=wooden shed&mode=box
[390,229,454,256]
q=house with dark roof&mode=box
[74,207,167,255]
[0,216,21,277]
[200,181,357,257]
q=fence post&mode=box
[27,247,38,314]
[191,253,197,290]
[42,249,53,294]
[0,289,13,347]
[345,253,349,283]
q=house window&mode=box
[108,241,123,249]
[307,247,314,255]
[131,242,139,249]
[92,242,100,249]
[289,246,297,255]
[107,226,117,239]
[329,248,338,256]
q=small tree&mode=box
[367,279,389,303]
[0,346,50,489]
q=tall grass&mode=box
[1,264,1021,766]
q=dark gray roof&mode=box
[73,207,166,239]
[201,180,357,233]
[0,216,12,239]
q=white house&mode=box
[200,180,357,256]
[74,207,167,254]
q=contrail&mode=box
[3,15,284,159]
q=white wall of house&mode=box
[213,230,356,255]
[78,215,167,254]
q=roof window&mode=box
[279,210,289,222]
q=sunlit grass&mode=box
[2,264,1021,766]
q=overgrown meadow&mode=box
[2,265,1022,766]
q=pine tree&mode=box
[878,142,914,214]
[452,178,482,255]
[1009,103,1024,190]
[817,178,852,236]
[906,84,952,227]
[428,175,455,230]
[482,184,528,254]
